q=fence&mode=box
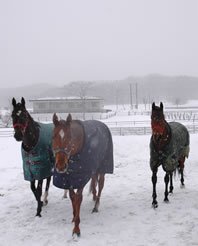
[1,124,198,137]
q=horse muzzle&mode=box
[14,131,23,141]
[55,162,69,174]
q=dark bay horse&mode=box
[150,102,190,208]
[12,97,54,217]
[52,113,114,236]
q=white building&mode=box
[29,97,104,114]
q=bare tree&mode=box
[70,81,93,119]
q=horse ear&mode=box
[21,97,26,107]
[66,114,72,124]
[53,113,59,126]
[12,98,16,107]
[160,102,163,110]
[152,102,155,110]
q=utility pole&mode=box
[135,83,138,109]
[129,84,133,110]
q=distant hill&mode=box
[1,75,198,109]
[63,75,198,106]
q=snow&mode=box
[0,131,198,246]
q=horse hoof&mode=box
[43,200,48,206]
[164,198,169,203]
[92,207,98,213]
[152,202,158,209]
[36,213,42,217]
[72,231,81,238]
[180,184,185,189]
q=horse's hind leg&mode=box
[63,189,68,199]
[92,174,105,213]
[179,156,185,186]
[30,180,43,217]
[90,174,98,201]
[43,176,51,205]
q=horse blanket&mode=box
[150,122,190,172]
[21,123,54,181]
[53,120,114,189]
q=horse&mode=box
[52,113,114,236]
[11,97,54,217]
[150,102,190,208]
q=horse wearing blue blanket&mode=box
[52,113,114,236]
[150,102,190,208]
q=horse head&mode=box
[11,97,30,141]
[52,113,75,173]
[151,102,166,135]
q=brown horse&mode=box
[52,113,114,236]
[150,102,190,208]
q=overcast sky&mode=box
[0,0,198,88]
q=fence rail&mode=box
[1,124,198,137]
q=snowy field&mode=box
[0,132,198,246]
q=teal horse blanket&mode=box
[150,122,190,172]
[53,120,114,189]
[21,123,54,181]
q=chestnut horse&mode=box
[52,113,114,236]
[12,97,54,217]
[150,102,190,208]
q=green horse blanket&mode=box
[21,123,54,181]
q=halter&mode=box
[13,110,29,133]
[151,121,166,135]
[53,143,75,160]
[13,122,29,131]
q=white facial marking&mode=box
[16,110,22,116]
[59,129,65,139]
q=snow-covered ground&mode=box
[0,133,198,246]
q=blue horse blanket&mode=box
[53,120,114,189]
[21,123,54,181]
[150,122,190,172]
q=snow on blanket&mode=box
[53,120,113,190]
[0,134,198,246]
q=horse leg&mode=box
[43,176,51,205]
[92,174,105,213]
[179,156,185,186]
[151,168,158,208]
[69,188,83,237]
[169,172,174,193]
[69,189,76,223]
[63,189,68,199]
[30,180,43,217]
[90,173,98,201]
[36,180,44,216]
[164,173,170,202]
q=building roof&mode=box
[29,96,103,102]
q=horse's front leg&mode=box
[43,176,51,205]
[30,180,43,217]
[69,189,76,223]
[164,172,170,202]
[169,172,174,193]
[92,174,105,213]
[151,168,158,208]
[69,188,83,237]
